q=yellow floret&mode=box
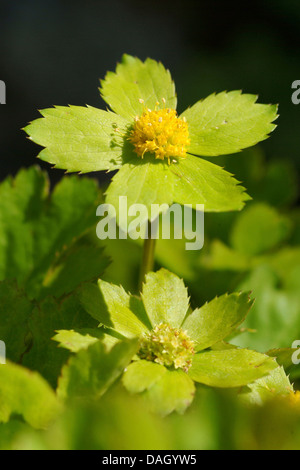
[129,106,190,164]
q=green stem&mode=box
[139,220,157,291]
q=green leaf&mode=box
[171,155,251,212]
[240,367,293,405]
[182,91,278,156]
[0,281,33,363]
[141,269,189,328]
[0,280,92,386]
[189,349,278,388]
[52,329,103,353]
[233,266,300,352]
[100,54,177,120]
[23,294,97,387]
[122,360,166,393]
[106,154,251,221]
[155,235,196,281]
[100,237,142,294]
[0,422,32,450]
[0,268,99,388]
[78,280,149,338]
[53,328,119,353]
[204,240,251,271]
[0,166,47,286]
[40,239,109,299]
[24,106,131,173]
[57,340,138,400]
[0,167,108,300]
[0,361,60,429]
[230,203,291,256]
[255,160,299,208]
[144,368,195,416]
[267,348,298,372]
[182,292,254,351]
[105,157,176,230]
[266,247,300,285]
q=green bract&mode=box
[55,268,278,415]
[24,54,278,222]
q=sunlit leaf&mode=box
[141,269,189,328]
[122,360,166,394]
[230,203,291,256]
[57,340,138,400]
[182,91,278,156]
[78,280,149,338]
[183,292,253,351]
[189,349,278,387]
[144,368,195,416]
[24,106,131,173]
[0,362,60,429]
[100,54,177,119]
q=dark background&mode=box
[1,0,300,184]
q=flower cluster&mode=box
[68,268,279,415]
[138,323,195,372]
[24,54,277,217]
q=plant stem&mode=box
[139,219,157,291]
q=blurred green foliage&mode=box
[1,0,300,450]
[1,384,300,450]
[0,143,299,448]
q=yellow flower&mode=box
[129,101,190,164]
